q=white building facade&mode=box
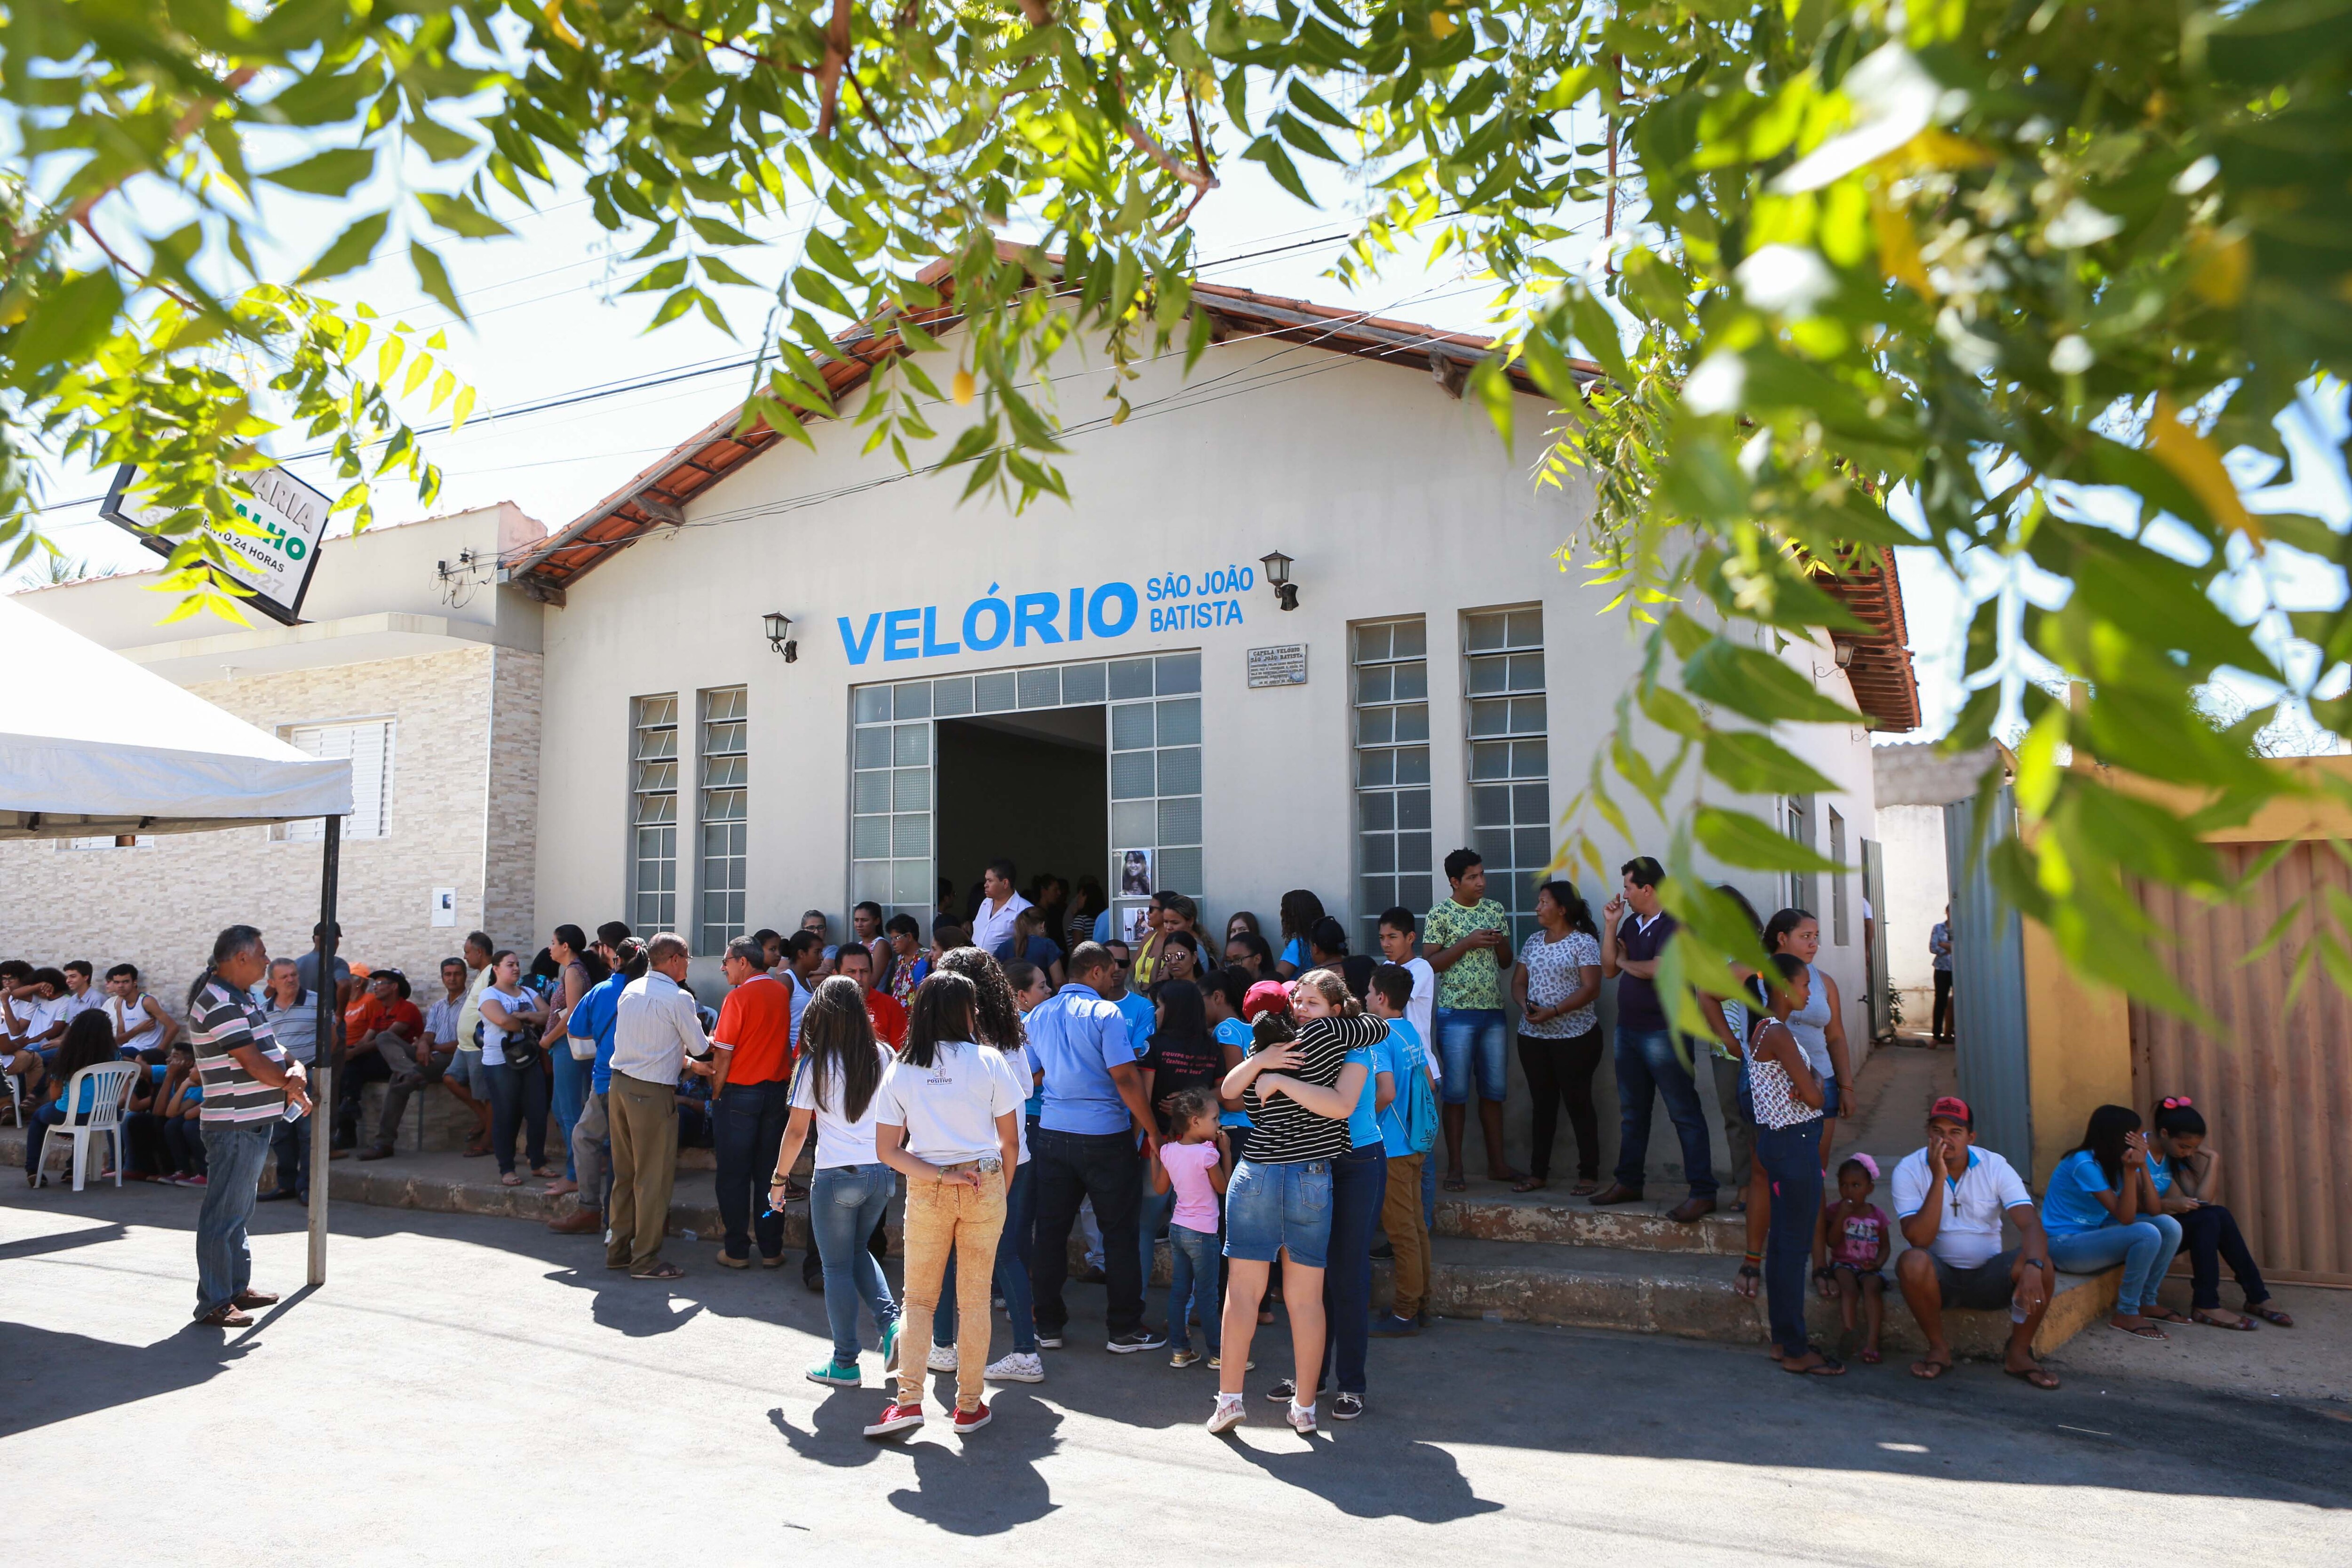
[4,504,547,1010]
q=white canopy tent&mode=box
[0,591,351,1284]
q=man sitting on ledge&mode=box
[1891,1095,2059,1389]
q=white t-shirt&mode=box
[872,1039,1024,1166]
[1890,1145,2034,1269]
[789,1042,895,1168]
[478,985,532,1067]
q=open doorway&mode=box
[935,707,1106,931]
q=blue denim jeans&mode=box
[935,1150,1039,1355]
[1754,1117,1825,1357]
[194,1122,274,1320]
[810,1163,900,1366]
[269,1109,310,1196]
[712,1079,793,1261]
[1167,1222,1222,1353]
[1320,1143,1388,1393]
[1612,1027,1718,1199]
[1434,1007,1509,1105]
[2049,1214,2185,1313]
[550,1048,587,1182]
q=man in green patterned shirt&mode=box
[1423,849,1523,1191]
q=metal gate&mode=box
[1861,837,1891,1040]
[2130,841,2352,1284]
[1943,790,2032,1171]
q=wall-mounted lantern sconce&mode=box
[1260,550,1300,612]
[1830,636,1858,670]
[764,611,798,662]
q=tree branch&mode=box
[816,0,854,136]
[9,65,259,264]
[647,14,811,75]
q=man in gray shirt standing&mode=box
[605,933,713,1281]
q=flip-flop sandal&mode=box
[1569,1180,1599,1197]
[1511,1178,1548,1194]
[631,1262,685,1281]
[1732,1264,1760,1299]
[1909,1358,1952,1380]
[500,1173,523,1186]
[2108,1320,2167,1340]
[1441,1174,1469,1193]
[1780,1355,1845,1377]
[2192,1310,2257,1331]
[2004,1365,2060,1389]
[2143,1306,2193,1325]
[1859,1349,1883,1365]
[2244,1303,2295,1327]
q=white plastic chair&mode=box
[33,1061,138,1191]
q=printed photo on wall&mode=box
[1119,847,1154,897]
[1122,903,1154,946]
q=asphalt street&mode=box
[5,1181,2347,1564]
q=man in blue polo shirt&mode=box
[1025,942,1163,1353]
[549,925,639,1236]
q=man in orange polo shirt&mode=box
[709,935,797,1269]
[836,943,906,1050]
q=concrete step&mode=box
[1377,1235,2114,1359]
[1435,1185,1746,1256]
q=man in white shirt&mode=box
[104,964,180,1060]
[1376,907,1439,1063]
[969,858,1032,957]
[605,933,714,1280]
[1891,1095,2059,1389]
[3,968,71,1055]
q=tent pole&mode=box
[308,814,340,1287]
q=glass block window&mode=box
[850,651,1202,937]
[277,718,394,841]
[630,694,679,936]
[1464,606,1550,943]
[1108,653,1204,941]
[850,681,938,926]
[1354,618,1433,947]
[697,686,748,954]
[1828,805,1849,947]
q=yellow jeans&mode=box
[1382,1153,1430,1320]
[897,1168,1008,1411]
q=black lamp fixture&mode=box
[1260,549,1299,612]
[764,611,798,662]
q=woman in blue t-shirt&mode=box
[2040,1104,2186,1339]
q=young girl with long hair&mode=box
[772,975,901,1389]
[1750,954,1837,1376]
[2146,1097,2293,1330]
[2040,1104,2187,1338]
[863,971,1026,1440]
[926,947,1046,1385]
[1208,969,1378,1436]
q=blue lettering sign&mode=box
[839,613,881,665]
[922,605,960,658]
[963,585,1010,652]
[1088,581,1138,638]
[1013,591,1064,647]
[883,607,921,661]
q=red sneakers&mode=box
[952,1403,993,1435]
[863,1402,925,1439]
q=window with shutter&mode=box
[277,719,395,840]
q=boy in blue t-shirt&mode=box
[1367,963,1435,1335]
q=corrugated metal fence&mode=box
[2131,841,2352,1285]
[1944,792,2033,1171]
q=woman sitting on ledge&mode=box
[2039,1105,2186,1341]
[2147,1096,2293,1331]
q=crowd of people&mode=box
[3,848,2292,1420]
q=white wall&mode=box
[1878,801,1951,1028]
[529,320,1887,1171]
